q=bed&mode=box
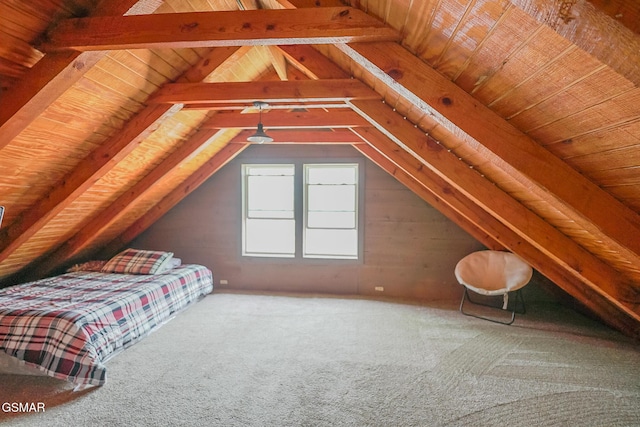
[0,249,213,387]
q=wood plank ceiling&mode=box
[0,0,639,337]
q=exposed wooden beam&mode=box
[350,98,639,323]
[99,143,250,257]
[231,129,366,144]
[0,47,244,265]
[0,0,162,150]
[202,109,370,129]
[149,79,380,105]
[41,8,400,52]
[339,41,640,264]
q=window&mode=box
[242,162,362,260]
[304,164,358,259]
[242,164,295,257]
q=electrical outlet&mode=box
[220,279,228,285]
[374,286,384,292]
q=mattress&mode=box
[0,264,213,386]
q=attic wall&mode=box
[131,144,552,302]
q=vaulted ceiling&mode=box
[0,0,639,337]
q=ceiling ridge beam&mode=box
[40,8,400,52]
[337,41,640,264]
[0,0,162,150]
[0,46,244,266]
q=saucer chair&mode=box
[455,250,533,325]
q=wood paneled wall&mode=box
[132,144,487,301]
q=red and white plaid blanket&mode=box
[0,264,213,386]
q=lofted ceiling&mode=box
[0,0,639,337]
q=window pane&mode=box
[304,229,358,258]
[307,185,355,212]
[243,164,295,257]
[304,163,359,259]
[307,166,356,184]
[247,175,294,218]
[307,211,355,228]
[246,165,294,176]
[245,219,295,256]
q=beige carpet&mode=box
[1,292,639,426]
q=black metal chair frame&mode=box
[459,286,526,325]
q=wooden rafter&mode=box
[271,5,640,333]
[41,8,400,52]
[273,45,638,328]
[338,41,640,264]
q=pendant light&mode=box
[247,101,273,143]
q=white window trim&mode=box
[303,163,359,259]
[241,159,364,262]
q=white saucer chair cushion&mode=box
[455,250,533,297]
[455,250,533,322]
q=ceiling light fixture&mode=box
[247,101,273,144]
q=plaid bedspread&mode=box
[0,264,213,386]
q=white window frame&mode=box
[241,160,363,261]
[241,164,296,258]
[303,163,359,259]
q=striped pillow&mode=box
[101,249,174,275]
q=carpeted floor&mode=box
[1,292,639,426]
